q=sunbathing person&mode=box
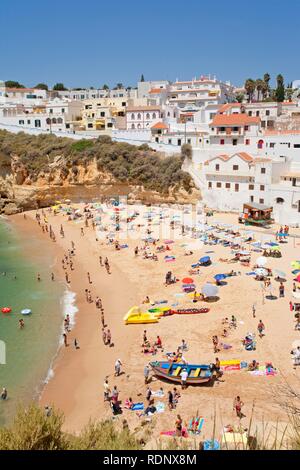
[248,360,259,371]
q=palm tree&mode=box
[255,79,264,101]
[263,73,271,99]
[244,79,256,103]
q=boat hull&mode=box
[150,361,213,385]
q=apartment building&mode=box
[126,105,161,130]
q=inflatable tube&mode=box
[173,308,209,315]
[1,307,11,313]
[21,309,31,315]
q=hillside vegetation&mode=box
[0,131,193,194]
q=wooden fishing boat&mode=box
[172,307,209,315]
[149,361,213,385]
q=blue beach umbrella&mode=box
[199,256,210,263]
[214,274,226,281]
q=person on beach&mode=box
[65,272,70,284]
[233,396,245,419]
[74,338,79,349]
[175,415,183,437]
[252,304,256,318]
[111,386,119,404]
[99,256,103,266]
[168,390,174,410]
[173,387,180,405]
[213,357,222,380]
[51,272,55,281]
[114,359,122,376]
[81,228,84,236]
[63,333,68,347]
[212,335,219,353]
[87,272,92,284]
[19,319,25,329]
[144,364,150,384]
[279,282,285,298]
[257,320,265,338]
[104,380,110,401]
[101,312,105,328]
[146,386,152,405]
[155,336,162,348]
[180,368,188,390]
[134,246,139,257]
[104,258,110,274]
[1,388,7,400]
[106,329,111,345]
[37,273,41,282]
[102,328,107,344]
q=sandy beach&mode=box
[10,203,300,446]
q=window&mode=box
[270,142,275,148]
[100,112,105,117]
[87,123,93,128]
[266,110,270,116]
[232,139,238,145]
[18,120,24,125]
[122,102,126,107]
[146,113,150,119]
[233,127,239,132]
[248,111,252,116]
[261,168,266,174]
[244,126,249,131]
[215,164,220,171]
[168,139,172,144]
[225,183,230,189]
[131,124,135,129]
[177,139,181,146]
[260,185,265,191]
[208,182,212,189]
[294,144,300,148]
[57,117,63,124]
[233,165,239,171]
[235,183,239,192]
[220,127,225,132]
[250,195,254,202]
[258,139,264,149]
[34,119,41,128]
[276,197,284,204]
[49,109,53,114]
[137,123,141,129]
[249,184,254,190]
[216,182,222,188]
[187,139,191,144]
[107,123,113,128]
[46,118,51,125]
[131,113,134,120]
[259,198,264,204]
[61,108,65,113]
[220,139,225,145]
[52,118,57,124]
[152,113,156,119]
[137,113,141,120]
[245,139,250,145]
[256,111,260,117]
[27,120,31,125]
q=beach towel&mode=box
[246,272,256,276]
[152,390,164,398]
[203,439,220,450]
[156,402,165,413]
[160,428,188,438]
[120,244,128,248]
[154,300,168,305]
[188,417,204,434]
[131,403,144,411]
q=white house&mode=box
[126,105,161,130]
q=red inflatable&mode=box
[1,307,11,313]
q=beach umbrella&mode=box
[255,268,268,276]
[295,274,300,283]
[256,256,267,267]
[182,277,194,284]
[199,256,210,263]
[291,261,300,269]
[214,274,226,281]
[270,246,281,251]
[275,270,286,279]
[201,283,218,297]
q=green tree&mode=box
[285,88,294,102]
[34,83,48,91]
[275,74,285,102]
[235,93,245,103]
[140,74,145,82]
[53,83,68,91]
[244,79,256,103]
[115,83,124,90]
[102,84,109,90]
[5,80,25,88]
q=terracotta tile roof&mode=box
[218,103,241,114]
[210,114,260,126]
[149,88,165,94]
[151,122,168,130]
[205,152,253,165]
[252,158,272,163]
[5,88,37,93]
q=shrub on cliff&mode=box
[0,404,142,450]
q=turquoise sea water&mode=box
[0,218,65,426]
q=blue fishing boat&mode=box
[149,361,213,385]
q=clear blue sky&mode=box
[2,0,299,89]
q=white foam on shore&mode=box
[43,288,78,385]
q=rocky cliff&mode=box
[0,153,200,215]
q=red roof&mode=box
[218,103,241,114]
[205,152,254,165]
[151,122,168,130]
[210,114,260,127]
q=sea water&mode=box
[0,218,66,426]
